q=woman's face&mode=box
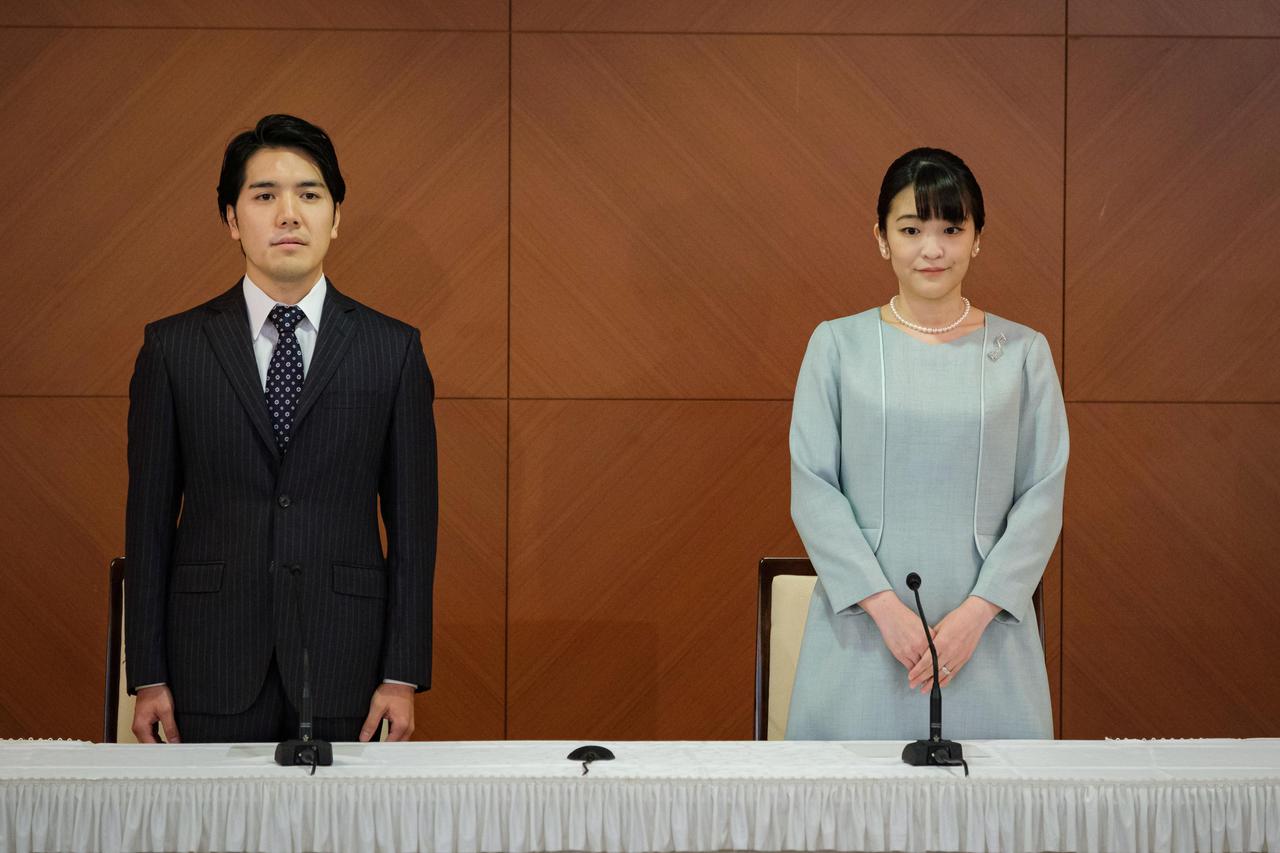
[875,184,980,301]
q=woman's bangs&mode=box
[912,167,972,225]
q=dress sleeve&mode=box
[970,332,1069,623]
[790,321,893,614]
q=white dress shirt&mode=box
[242,274,326,389]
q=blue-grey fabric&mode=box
[785,308,1067,740]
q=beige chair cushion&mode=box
[117,599,140,743]
[767,574,817,740]
[116,677,140,743]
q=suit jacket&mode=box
[125,280,437,717]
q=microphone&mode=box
[901,572,966,774]
[275,563,333,773]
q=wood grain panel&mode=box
[0,398,504,741]
[414,400,507,740]
[507,400,803,739]
[0,29,507,398]
[1069,1,1280,37]
[1065,38,1280,402]
[0,399,126,741]
[514,1,1063,34]
[512,34,1064,398]
[1,1,507,30]
[1062,403,1280,738]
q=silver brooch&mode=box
[987,333,1007,362]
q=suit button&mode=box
[278,495,291,508]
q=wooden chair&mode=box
[755,556,1044,741]
[103,557,137,743]
[755,558,816,740]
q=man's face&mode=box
[226,147,340,290]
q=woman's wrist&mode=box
[859,588,902,621]
[962,595,1001,625]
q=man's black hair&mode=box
[217,114,346,224]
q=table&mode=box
[2,739,1277,852]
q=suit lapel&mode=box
[290,281,358,436]
[202,282,281,462]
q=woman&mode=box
[786,148,1066,740]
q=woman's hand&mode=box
[907,596,1000,692]
[861,590,933,671]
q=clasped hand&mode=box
[863,591,999,693]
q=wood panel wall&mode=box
[1,1,1276,741]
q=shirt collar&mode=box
[243,274,327,340]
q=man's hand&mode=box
[131,685,180,743]
[861,590,932,671]
[360,683,415,742]
[908,596,1000,692]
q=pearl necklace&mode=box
[889,295,971,334]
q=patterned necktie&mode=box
[266,305,306,453]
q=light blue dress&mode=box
[785,308,1066,740]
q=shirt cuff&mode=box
[382,679,417,689]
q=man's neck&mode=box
[247,269,324,305]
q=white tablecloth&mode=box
[1,739,1277,852]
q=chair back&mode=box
[104,557,140,743]
[755,558,817,740]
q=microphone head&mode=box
[906,572,921,591]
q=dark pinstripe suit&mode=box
[125,280,436,719]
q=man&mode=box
[125,114,436,744]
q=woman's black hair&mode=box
[217,114,346,223]
[876,147,984,233]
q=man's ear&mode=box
[226,205,240,241]
[330,203,341,240]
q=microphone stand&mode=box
[901,572,967,775]
[275,563,333,773]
